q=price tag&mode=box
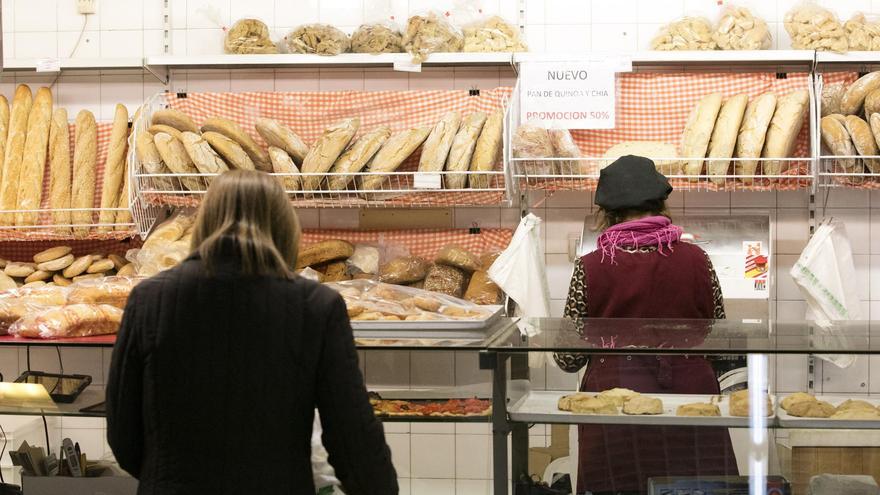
[393,60,422,73]
[519,60,621,129]
[35,57,61,73]
[413,173,442,189]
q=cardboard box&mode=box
[21,467,137,495]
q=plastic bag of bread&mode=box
[464,270,502,305]
[403,12,464,63]
[435,245,480,273]
[286,24,350,55]
[351,23,403,54]
[347,244,381,275]
[423,264,467,298]
[463,16,527,52]
[8,304,123,339]
[379,256,430,284]
[548,128,582,175]
[134,212,195,276]
[713,6,771,50]
[845,13,880,51]
[512,122,554,176]
[0,285,70,334]
[651,17,716,51]
[225,18,278,54]
[784,2,847,52]
[67,276,143,309]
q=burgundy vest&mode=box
[576,242,737,494]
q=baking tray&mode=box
[777,394,880,429]
[508,391,776,427]
[351,305,504,339]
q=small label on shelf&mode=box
[394,60,422,73]
[35,58,61,73]
[413,173,442,189]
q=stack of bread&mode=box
[511,124,582,176]
[782,392,880,420]
[0,245,135,290]
[819,71,880,176]
[651,8,772,51]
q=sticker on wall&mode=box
[744,241,769,291]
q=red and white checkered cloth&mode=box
[300,228,513,260]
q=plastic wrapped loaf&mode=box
[548,129,582,174]
[845,13,880,51]
[224,18,278,54]
[403,12,464,63]
[9,304,123,339]
[651,17,716,51]
[784,4,847,52]
[713,6,771,50]
[512,123,555,176]
[66,276,142,309]
[286,24,351,55]
[463,16,527,52]
[327,279,491,321]
[351,24,403,54]
[0,285,70,334]
[135,213,195,277]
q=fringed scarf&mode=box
[597,216,683,264]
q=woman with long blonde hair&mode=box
[107,170,397,495]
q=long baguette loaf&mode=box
[153,133,203,191]
[115,158,132,231]
[418,111,461,172]
[445,112,487,189]
[254,118,309,165]
[821,115,857,171]
[135,131,175,189]
[680,93,723,180]
[0,96,9,185]
[201,117,270,171]
[268,147,302,192]
[48,108,71,232]
[327,126,391,190]
[734,93,776,183]
[72,110,97,236]
[202,131,254,170]
[15,87,53,226]
[844,115,880,173]
[181,131,229,177]
[151,108,199,134]
[0,85,33,225]
[762,90,809,177]
[360,125,431,191]
[301,118,360,190]
[706,94,748,184]
[469,109,503,188]
[97,104,129,231]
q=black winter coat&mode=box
[106,250,398,495]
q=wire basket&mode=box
[0,207,136,241]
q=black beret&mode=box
[595,155,673,211]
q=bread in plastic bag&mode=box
[66,276,143,309]
[0,285,70,334]
[464,270,502,305]
[512,123,555,176]
[845,13,880,51]
[327,279,492,321]
[299,267,324,283]
[9,303,123,339]
[435,245,481,273]
[135,213,195,277]
[379,256,430,284]
[351,23,403,53]
[548,128,582,175]
[347,244,381,275]
[403,12,464,63]
[423,264,468,298]
[225,18,278,54]
[463,16,527,52]
[713,6,771,50]
[784,3,847,52]
[286,24,351,56]
[651,17,716,51]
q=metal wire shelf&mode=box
[816,156,880,189]
[0,207,137,241]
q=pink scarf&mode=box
[597,216,683,264]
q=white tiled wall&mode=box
[3,1,880,494]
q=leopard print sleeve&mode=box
[706,251,726,320]
[553,261,590,373]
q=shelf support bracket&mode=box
[143,63,169,86]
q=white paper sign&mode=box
[413,173,442,189]
[35,57,61,73]
[519,61,618,129]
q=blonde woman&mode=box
[107,170,397,495]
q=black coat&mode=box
[106,250,398,495]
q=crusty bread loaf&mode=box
[821,115,857,171]
[868,114,880,169]
[148,124,183,141]
[0,85,33,225]
[72,110,97,236]
[200,117,270,171]
[445,112,487,189]
[845,115,880,173]
[48,108,71,232]
[268,147,301,192]
[151,108,199,133]
[301,118,360,190]
[821,82,845,116]
[762,90,809,177]
[360,125,431,191]
[681,93,723,180]
[97,104,129,231]
[327,127,391,190]
[16,87,53,226]
[254,118,309,165]
[296,239,354,268]
[0,96,9,186]
[135,131,174,190]
[435,245,481,272]
[841,71,880,115]
[603,141,681,175]
[418,111,461,172]
[706,94,748,183]
[865,89,880,121]
[180,131,229,177]
[153,133,204,191]
[202,131,255,170]
[469,108,503,188]
[735,93,777,183]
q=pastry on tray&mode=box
[676,402,721,417]
[781,392,817,412]
[597,388,640,408]
[835,399,876,412]
[558,393,618,415]
[830,408,880,420]
[786,399,835,418]
[622,395,663,415]
[729,389,773,417]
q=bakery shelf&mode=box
[777,395,880,429]
[815,51,880,67]
[2,57,146,72]
[0,208,138,241]
[145,52,516,71]
[816,156,880,190]
[0,334,117,347]
[514,50,815,70]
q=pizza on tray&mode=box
[370,396,492,418]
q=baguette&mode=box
[16,87,53,226]
[268,147,301,192]
[301,118,360,190]
[734,93,777,183]
[0,96,9,185]
[821,115,858,172]
[97,104,129,231]
[151,108,199,134]
[706,94,748,184]
[254,118,309,165]
[469,108,503,188]
[845,115,880,173]
[762,90,809,177]
[135,131,175,189]
[680,93,723,180]
[148,124,183,141]
[327,127,391,190]
[841,71,880,115]
[180,131,229,177]
[418,111,461,172]
[72,110,97,236]
[202,131,255,170]
[0,85,33,225]
[360,125,431,191]
[200,117,270,171]
[153,133,204,191]
[47,108,71,232]
[115,157,132,231]
[445,112,487,189]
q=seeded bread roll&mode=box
[327,127,391,190]
[254,118,309,165]
[267,147,301,192]
[445,112,487,189]
[418,111,461,172]
[71,110,97,236]
[48,108,71,232]
[735,93,777,183]
[153,133,204,191]
[821,115,858,172]
[201,117,270,171]
[202,131,255,170]
[0,85,32,225]
[762,90,809,177]
[845,115,880,173]
[301,118,360,190]
[706,94,748,184]
[469,109,503,188]
[680,93,723,180]
[151,108,199,134]
[423,264,467,298]
[97,104,129,231]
